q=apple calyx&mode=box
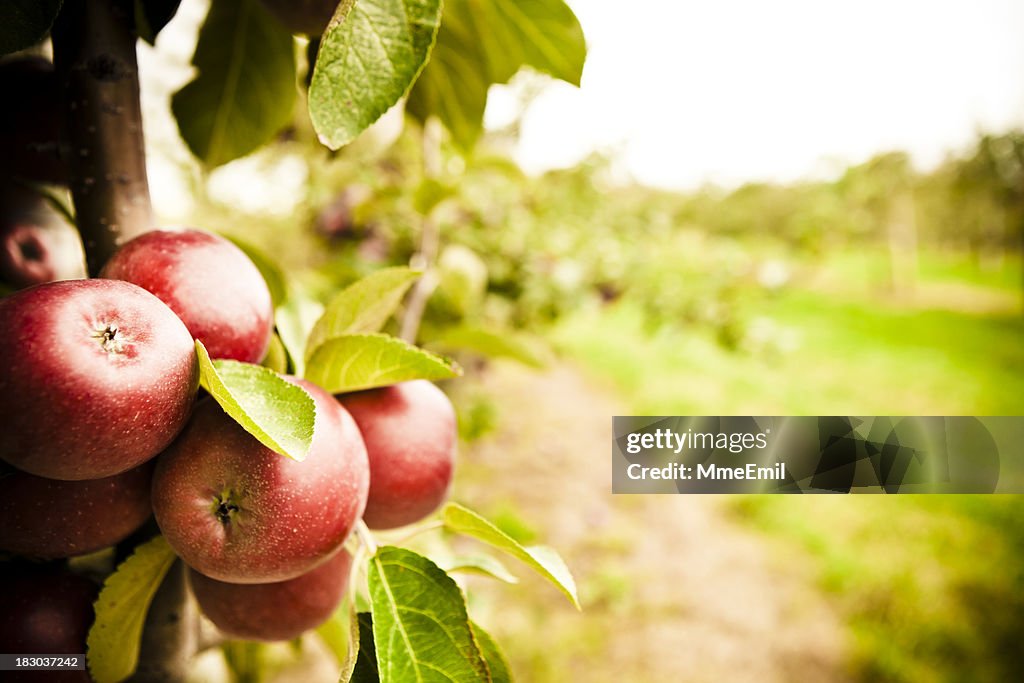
[92,322,127,354]
[212,489,242,526]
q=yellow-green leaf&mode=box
[196,340,316,461]
[306,333,460,394]
[86,536,177,683]
[306,267,421,358]
[443,502,579,608]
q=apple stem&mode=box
[353,519,379,556]
[392,519,444,546]
[51,0,155,276]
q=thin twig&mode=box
[399,117,444,342]
[392,520,444,547]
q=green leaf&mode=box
[134,0,182,45]
[226,235,290,308]
[477,0,586,85]
[368,546,489,682]
[442,503,579,608]
[0,0,62,56]
[430,326,548,368]
[439,555,519,584]
[407,0,586,150]
[348,612,379,683]
[405,2,488,150]
[470,621,511,683]
[196,340,316,461]
[172,0,296,167]
[306,267,421,358]
[275,293,325,378]
[306,333,460,394]
[86,536,177,683]
[261,332,289,373]
[308,0,443,149]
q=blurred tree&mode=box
[837,152,918,293]
[957,133,1024,307]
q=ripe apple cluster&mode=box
[1,54,458,647]
[0,224,458,647]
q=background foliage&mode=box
[201,116,1024,681]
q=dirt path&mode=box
[452,362,852,683]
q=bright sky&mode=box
[486,0,1024,189]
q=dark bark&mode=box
[51,0,154,275]
[127,561,198,683]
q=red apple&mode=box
[1,182,86,288]
[190,549,352,642]
[0,279,198,480]
[0,460,154,559]
[260,0,338,35]
[100,229,273,362]
[0,56,67,184]
[337,380,456,529]
[0,563,96,683]
[152,379,369,583]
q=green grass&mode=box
[552,266,1024,417]
[552,247,1024,682]
[817,247,1023,294]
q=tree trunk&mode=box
[128,561,197,683]
[885,193,918,296]
[52,0,154,275]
